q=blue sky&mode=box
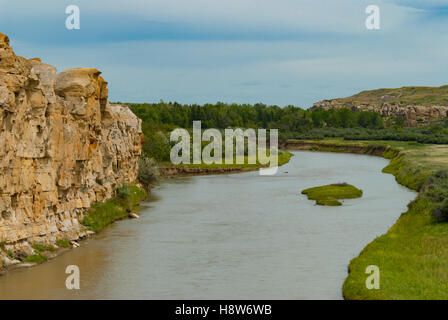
[1,0,448,107]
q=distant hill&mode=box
[316,85,448,107]
[313,85,448,126]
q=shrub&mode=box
[434,169,448,179]
[138,157,160,187]
[142,131,172,162]
[434,199,448,222]
[421,170,448,222]
[116,185,132,199]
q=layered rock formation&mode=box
[0,33,142,254]
[313,100,448,127]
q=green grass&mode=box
[316,199,343,206]
[82,185,147,232]
[291,139,448,299]
[161,150,293,169]
[55,239,71,248]
[23,253,47,263]
[343,197,448,299]
[21,242,56,264]
[343,149,448,299]
[302,183,363,206]
[277,151,294,166]
[31,243,55,252]
[3,185,146,266]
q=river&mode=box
[0,151,416,299]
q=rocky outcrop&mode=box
[313,100,448,127]
[0,33,142,254]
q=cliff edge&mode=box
[0,33,142,256]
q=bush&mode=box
[434,169,448,179]
[138,157,160,187]
[434,199,448,222]
[421,170,448,222]
[142,131,172,162]
[116,185,132,199]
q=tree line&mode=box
[126,101,384,161]
[126,101,448,162]
[128,101,384,132]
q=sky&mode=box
[1,0,448,108]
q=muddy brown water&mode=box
[0,151,416,299]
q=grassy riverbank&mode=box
[82,185,147,232]
[161,150,293,169]
[0,184,147,272]
[286,139,448,299]
[159,150,293,177]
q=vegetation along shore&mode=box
[286,139,448,299]
[122,97,448,300]
[0,33,294,275]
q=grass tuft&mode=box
[316,199,342,206]
[31,243,55,253]
[23,253,47,263]
[302,183,363,206]
[55,239,71,248]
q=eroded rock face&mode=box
[313,100,448,127]
[0,33,142,249]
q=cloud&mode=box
[2,0,448,108]
[0,0,424,45]
[389,0,448,10]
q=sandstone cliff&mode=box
[0,33,142,257]
[312,86,448,126]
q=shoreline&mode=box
[0,153,293,277]
[0,185,148,276]
[284,139,447,299]
[160,165,259,177]
[1,142,441,299]
[160,150,294,178]
[280,140,398,158]
[2,142,437,299]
